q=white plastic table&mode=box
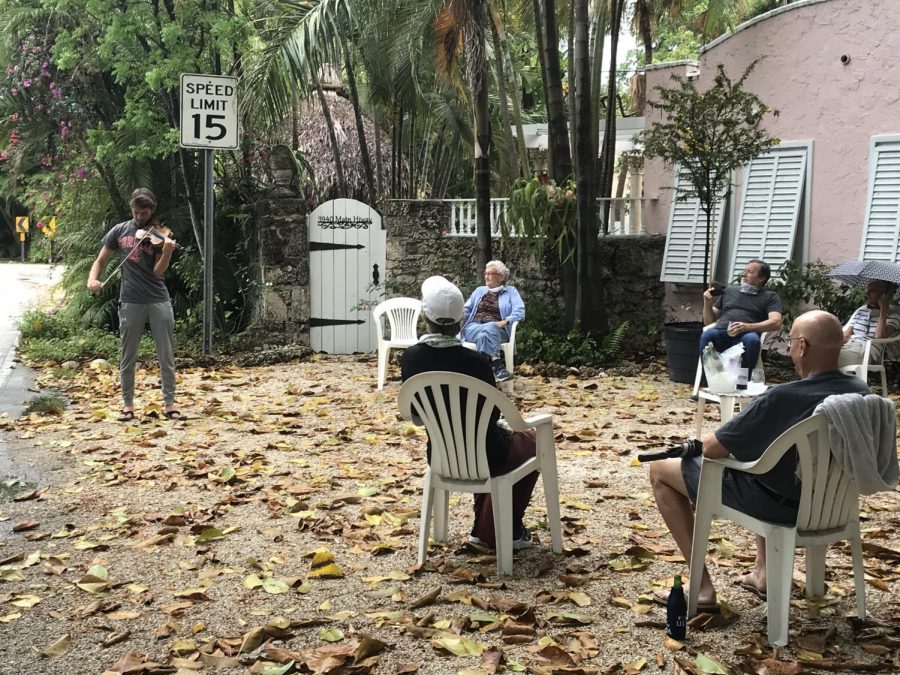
[695,383,767,437]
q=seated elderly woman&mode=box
[839,280,900,368]
[461,260,525,383]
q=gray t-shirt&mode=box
[716,371,870,501]
[102,220,170,304]
[713,286,782,329]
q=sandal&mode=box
[164,410,182,420]
[116,410,135,422]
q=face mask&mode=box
[488,285,503,293]
[739,281,760,295]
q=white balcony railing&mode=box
[444,197,644,237]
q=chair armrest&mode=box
[703,420,801,476]
[522,413,553,428]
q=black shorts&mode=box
[681,457,798,526]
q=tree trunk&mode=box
[342,42,376,204]
[633,0,653,116]
[373,103,384,198]
[590,4,608,180]
[567,0,577,176]
[408,106,416,198]
[540,0,573,183]
[473,22,493,277]
[492,3,530,178]
[532,0,551,175]
[598,0,624,233]
[489,11,515,193]
[315,81,346,197]
[574,0,604,335]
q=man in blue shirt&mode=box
[650,311,868,611]
[461,260,525,383]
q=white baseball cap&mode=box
[421,276,464,325]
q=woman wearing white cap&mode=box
[401,276,537,550]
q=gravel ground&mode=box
[0,355,898,675]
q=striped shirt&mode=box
[847,305,900,361]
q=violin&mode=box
[136,219,183,251]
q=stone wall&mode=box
[243,195,667,351]
[246,194,310,343]
[383,200,667,351]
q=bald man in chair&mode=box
[650,311,868,611]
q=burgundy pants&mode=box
[471,430,539,546]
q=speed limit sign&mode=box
[179,73,239,150]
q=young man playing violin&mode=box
[87,188,180,421]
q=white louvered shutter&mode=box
[860,138,900,262]
[660,167,726,283]
[730,145,808,280]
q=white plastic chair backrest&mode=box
[759,414,858,533]
[373,298,421,342]
[398,372,526,482]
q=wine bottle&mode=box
[666,575,687,640]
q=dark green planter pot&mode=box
[664,321,703,384]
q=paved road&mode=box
[0,262,63,418]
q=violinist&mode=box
[87,188,180,421]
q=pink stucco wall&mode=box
[644,0,900,274]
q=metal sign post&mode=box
[15,216,28,263]
[179,73,239,355]
[44,216,57,264]
[203,150,214,355]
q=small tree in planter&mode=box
[639,61,779,289]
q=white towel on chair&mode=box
[814,394,898,495]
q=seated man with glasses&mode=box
[650,311,868,612]
[461,260,525,383]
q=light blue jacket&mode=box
[462,285,526,336]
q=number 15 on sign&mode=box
[179,74,239,150]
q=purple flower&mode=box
[5,65,13,76]
[9,113,17,121]
[9,88,16,95]
[22,79,31,88]
[76,167,86,178]
[0,151,7,160]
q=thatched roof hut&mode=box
[266,68,406,204]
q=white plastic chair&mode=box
[462,321,520,374]
[398,371,562,576]
[692,322,768,398]
[689,414,869,646]
[372,298,422,390]
[839,321,900,395]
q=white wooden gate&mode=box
[308,199,386,354]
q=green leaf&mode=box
[261,578,290,594]
[319,628,344,642]
[695,653,729,674]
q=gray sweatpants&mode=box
[118,301,176,407]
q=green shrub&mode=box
[24,393,67,415]
[768,260,866,333]
[516,294,629,367]
[17,309,155,363]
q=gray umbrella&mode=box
[828,259,900,287]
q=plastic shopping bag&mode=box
[702,343,744,393]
